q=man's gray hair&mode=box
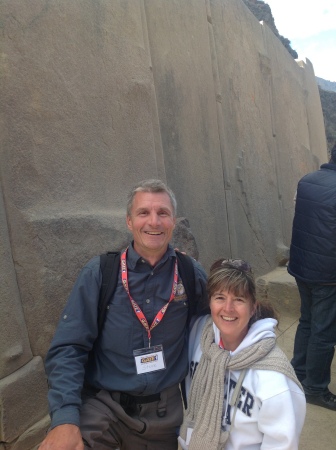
[126,179,177,216]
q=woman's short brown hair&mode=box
[207,262,256,306]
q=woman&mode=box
[179,259,306,450]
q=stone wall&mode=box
[0,0,327,448]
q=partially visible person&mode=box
[39,179,207,450]
[288,143,336,411]
[179,259,306,450]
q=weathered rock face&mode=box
[0,0,327,448]
[243,0,298,58]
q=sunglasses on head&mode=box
[210,258,253,273]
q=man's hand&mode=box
[39,424,84,450]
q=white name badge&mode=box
[133,345,166,374]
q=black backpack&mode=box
[97,250,199,332]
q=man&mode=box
[288,143,336,411]
[39,179,207,449]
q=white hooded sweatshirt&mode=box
[181,316,306,450]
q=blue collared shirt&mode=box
[45,244,207,429]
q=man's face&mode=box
[126,191,176,263]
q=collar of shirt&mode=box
[126,241,176,270]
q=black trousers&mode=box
[292,280,336,394]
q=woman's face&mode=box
[210,287,255,351]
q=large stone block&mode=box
[256,267,301,317]
[6,415,50,450]
[12,210,131,357]
[171,218,199,261]
[0,357,48,443]
[145,0,231,269]
[1,0,162,212]
[298,58,328,164]
[0,191,32,379]
[207,0,285,274]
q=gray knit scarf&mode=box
[180,317,302,450]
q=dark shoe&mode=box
[305,391,336,411]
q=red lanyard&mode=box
[219,337,225,349]
[120,248,178,347]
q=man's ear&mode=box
[126,215,132,231]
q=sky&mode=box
[265,0,336,82]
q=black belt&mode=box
[120,392,161,405]
[83,384,161,405]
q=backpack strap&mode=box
[176,251,210,320]
[175,251,196,323]
[176,251,203,409]
[98,251,121,332]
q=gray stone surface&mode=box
[0,0,328,447]
[7,415,50,450]
[145,0,232,268]
[208,1,283,273]
[256,266,301,317]
[14,211,131,357]
[0,357,48,443]
[171,218,200,261]
[0,190,32,379]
